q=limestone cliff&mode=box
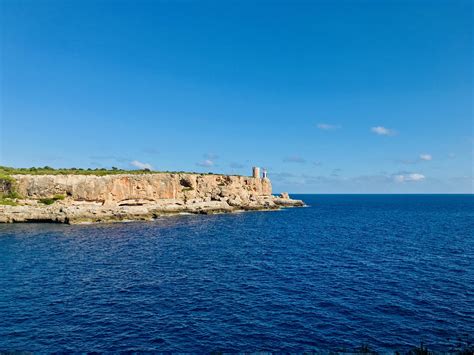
[13,173,273,204]
[0,173,303,224]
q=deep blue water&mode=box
[0,194,473,352]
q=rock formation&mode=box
[0,173,304,224]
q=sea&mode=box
[0,194,473,352]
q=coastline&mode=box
[0,194,304,224]
[0,172,304,224]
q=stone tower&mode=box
[252,166,260,179]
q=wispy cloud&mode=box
[130,160,153,170]
[272,170,427,187]
[196,153,219,168]
[196,159,214,167]
[331,168,342,177]
[317,123,340,130]
[283,156,306,164]
[396,153,433,165]
[371,126,396,136]
[393,173,425,183]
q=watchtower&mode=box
[252,166,260,178]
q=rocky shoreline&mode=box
[0,173,304,224]
[0,194,304,224]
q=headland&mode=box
[0,166,304,224]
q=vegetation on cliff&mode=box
[0,171,15,184]
[38,194,66,205]
[0,197,18,206]
[0,165,221,176]
[0,171,20,205]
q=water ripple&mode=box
[0,194,473,352]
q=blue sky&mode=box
[1,0,472,193]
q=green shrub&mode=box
[0,172,19,200]
[39,198,55,205]
[0,198,18,206]
[5,191,21,199]
[38,194,66,205]
[0,172,15,182]
[0,165,244,177]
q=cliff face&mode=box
[13,173,272,205]
[1,173,303,224]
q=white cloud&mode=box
[408,173,426,181]
[196,159,214,167]
[317,123,340,130]
[419,154,432,161]
[130,160,153,170]
[393,173,425,183]
[371,126,396,136]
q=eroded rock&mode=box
[1,173,304,223]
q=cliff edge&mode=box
[0,172,304,224]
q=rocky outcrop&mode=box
[0,173,304,224]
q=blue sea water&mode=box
[0,194,473,352]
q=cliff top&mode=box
[0,166,244,178]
